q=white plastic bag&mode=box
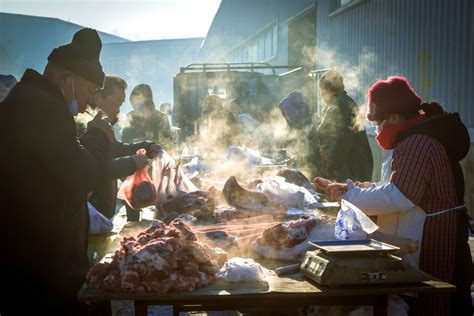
[256,176,317,209]
[224,145,274,167]
[216,257,265,282]
[183,156,208,175]
[152,150,199,203]
[335,199,378,240]
[88,202,114,234]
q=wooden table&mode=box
[78,271,454,316]
[79,221,455,316]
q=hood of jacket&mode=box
[396,112,470,161]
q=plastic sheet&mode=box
[216,257,265,282]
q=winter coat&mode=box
[344,112,472,315]
[316,93,373,182]
[89,140,154,218]
[0,69,110,314]
[393,113,472,315]
[198,108,240,150]
[122,108,173,148]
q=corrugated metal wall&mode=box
[315,0,473,128]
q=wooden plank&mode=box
[78,269,454,303]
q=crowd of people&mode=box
[0,28,471,316]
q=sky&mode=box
[0,0,221,41]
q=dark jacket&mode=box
[0,69,110,313]
[198,108,240,149]
[397,113,470,203]
[316,93,373,182]
[122,108,173,148]
[396,113,472,316]
[89,140,153,218]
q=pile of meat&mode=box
[251,215,335,260]
[86,219,227,293]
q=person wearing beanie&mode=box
[0,28,115,314]
[314,69,373,182]
[314,76,472,316]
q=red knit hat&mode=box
[366,76,422,121]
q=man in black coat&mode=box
[0,28,114,315]
[87,75,161,219]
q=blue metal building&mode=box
[315,0,473,132]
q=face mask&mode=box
[62,76,79,116]
[134,102,145,111]
[375,115,425,150]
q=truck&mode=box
[172,62,328,141]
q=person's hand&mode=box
[327,183,348,200]
[313,177,348,200]
[313,177,332,191]
[132,154,148,170]
[146,143,163,158]
[87,111,115,142]
[354,181,373,188]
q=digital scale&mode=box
[300,239,432,286]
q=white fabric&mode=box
[426,204,466,217]
[215,257,265,282]
[256,176,317,209]
[151,150,199,203]
[376,149,393,186]
[342,181,416,216]
[88,202,114,234]
[342,151,426,268]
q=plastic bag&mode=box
[88,202,113,234]
[152,150,199,203]
[256,176,317,209]
[224,145,262,166]
[216,257,265,282]
[117,149,156,209]
[335,199,378,240]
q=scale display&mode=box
[300,239,431,286]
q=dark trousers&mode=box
[450,211,473,316]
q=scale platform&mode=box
[300,239,431,286]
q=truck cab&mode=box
[172,62,322,141]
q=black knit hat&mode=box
[48,28,105,87]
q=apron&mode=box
[375,150,466,268]
[374,150,423,267]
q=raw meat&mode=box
[85,219,226,293]
[223,176,269,210]
[251,215,336,261]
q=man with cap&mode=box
[314,76,472,315]
[0,28,114,314]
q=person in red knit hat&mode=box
[314,76,472,315]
